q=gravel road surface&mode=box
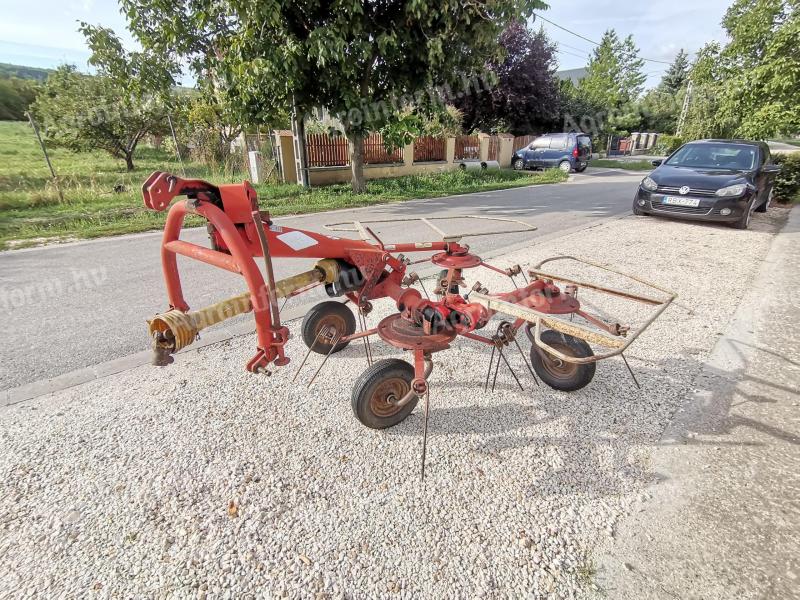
[1,170,642,391]
[0,206,785,598]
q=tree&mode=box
[455,22,561,135]
[682,0,799,139]
[0,77,38,120]
[122,0,548,192]
[32,27,177,171]
[660,49,690,94]
[578,30,646,112]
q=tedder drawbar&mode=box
[143,172,675,477]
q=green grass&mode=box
[0,120,567,250]
[590,159,656,171]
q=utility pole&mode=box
[25,111,64,203]
[291,98,310,188]
[676,81,693,137]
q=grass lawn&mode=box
[0,121,567,250]
[589,159,656,171]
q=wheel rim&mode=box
[369,376,410,418]
[560,162,571,173]
[514,159,523,170]
[313,314,346,348]
[537,343,580,381]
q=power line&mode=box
[534,13,673,65]
[557,48,590,61]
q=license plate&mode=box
[662,196,700,208]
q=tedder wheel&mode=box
[301,301,356,355]
[530,329,596,392]
[351,359,418,429]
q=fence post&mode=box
[478,133,490,162]
[446,137,456,163]
[403,141,414,167]
[274,130,297,184]
[498,133,514,168]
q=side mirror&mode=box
[651,159,663,167]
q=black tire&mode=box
[732,200,753,230]
[351,359,418,429]
[530,330,596,391]
[513,158,525,171]
[558,160,572,174]
[632,201,648,216]
[301,301,356,355]
[755,188,772,213]
[575,162,588,173]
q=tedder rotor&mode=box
[143,172,675,477]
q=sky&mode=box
[0,0,731,89]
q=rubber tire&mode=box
[575,163,588,173]
[558,160,573,174]
[632,202,648,216]
[755,188,772,213]
[731,200,753,230]
[513,158,525,171]
[351,359,418,429]
[301,301,356,355]
[530,330,596,392]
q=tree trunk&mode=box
[124,152,135,171]
[347,133,366,193]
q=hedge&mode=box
[772,153,800,203]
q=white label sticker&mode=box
[277,230,319,251]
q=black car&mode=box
[512,132,591,173]
[633,139,780,229]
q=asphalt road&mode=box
[0,169,644,391]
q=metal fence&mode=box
[488,136,500,161]
[454,135,480,160]
[513,135,537,152]
[306,133,349,167]
[363,133,403,165]
[413,136,446,162]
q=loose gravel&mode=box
[0,210,785,599]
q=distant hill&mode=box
[0,63,52,82]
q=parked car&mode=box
[633,139,780,230]
[512,133,591,173]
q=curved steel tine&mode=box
[511,334,539,386]
[292,325,327,383]
[308,332,341,387]
[484,344,496,392]
[498,346,524,391]
[420,389,430,482]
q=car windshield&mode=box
[666,143,758,170]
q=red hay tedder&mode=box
[143,172,675,475]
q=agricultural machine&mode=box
[142,172,675,475]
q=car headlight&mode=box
[641,177,658,191]
[715,184,747,197]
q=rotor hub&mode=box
[431,251,482,269]
[376,314,456,352]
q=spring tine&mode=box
[498,346,524,391]
[511,335,539,386]
[491,346,503,392]
[521,271,529,285]
[509,275,518,290]
[358,311,373,366]
[363,313,374,366]
[280,296,289,312]
[621,353,641,389]
[484,344,496,392]
[418,278,430,300]
[292,326,326,383]
[420,389,430,482]
[308,332,341,387]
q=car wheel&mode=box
[632,201,648,216]
[558,160,572,174]
[575,162,588,173]
[513,158,525,171]
[755,188,772,213]
[732,201,753,230]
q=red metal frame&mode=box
[143,172,592,379]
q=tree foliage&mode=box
[0,77,38,120]
[32,27,177,171]
[578,30,645,111]
[455,22,560,135]
[684,0,799,139]
[121,0,547,191]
